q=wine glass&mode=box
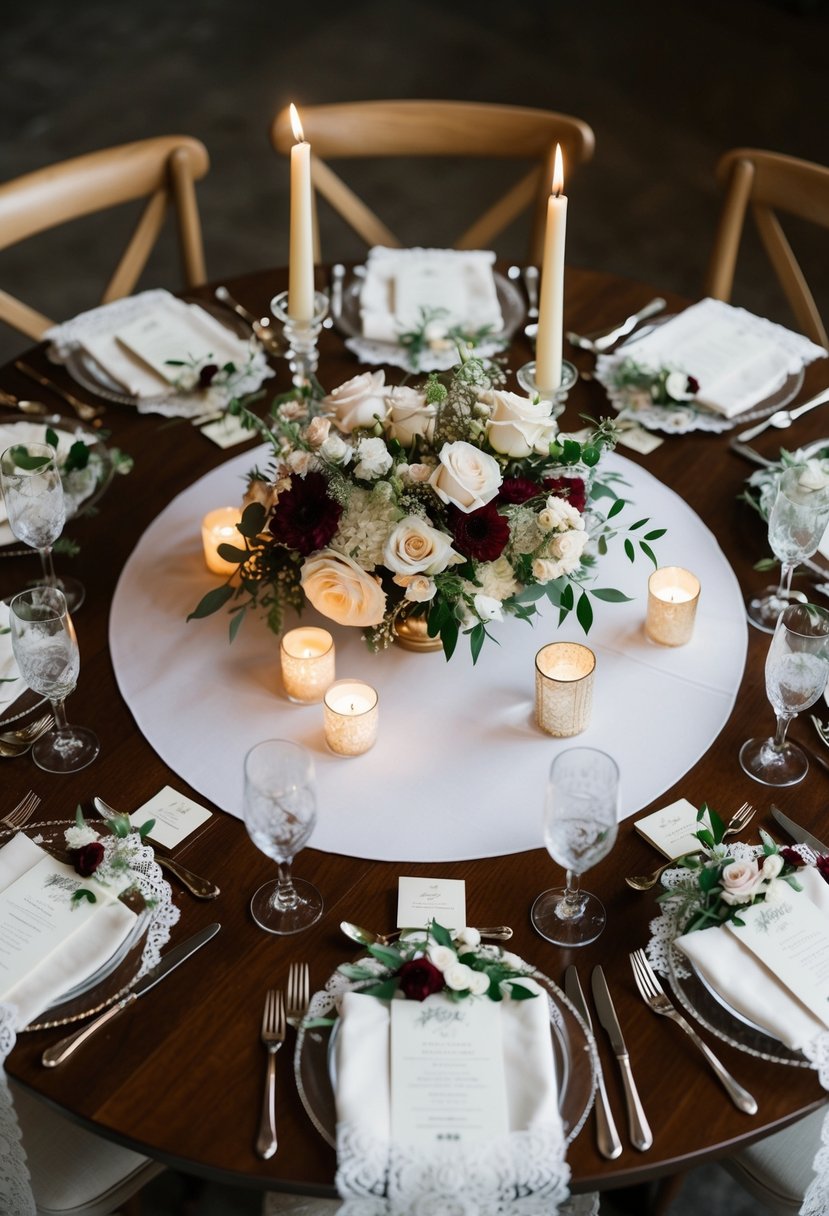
[740,602,829,786]
[243,739,323,935]
[748,464,829,633]
[0,442,85,611]
[9,586,99,772]
[531,747,619,947]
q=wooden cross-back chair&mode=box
[270,100,595,265]
[705,147,829,346]
[0,135,210,340]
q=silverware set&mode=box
[625,801,756,892]
[0,788,41,830]
[0,714,54,758]
[566,297,667,354]
[256,962,310,1159]
[339,920,513,948]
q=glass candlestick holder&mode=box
[516,359,578,415]
[270,290,329,391]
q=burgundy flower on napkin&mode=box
[397,957,445,1001]
[71,842,105,877]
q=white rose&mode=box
[473,593,503,623]
[323,370,387,434]
[300,549,386,627]
[319,434,352,466]
[532,556,565,582]
[428,945,457,972]
[467,970,491,996]
[483,389,558,458]
[541,495,584,532]
[429,441,502,513]
[500,951,524,970]
[404,575,437,603]
[353,436,393,480]
[761,853,784,879]
[383,515,461,576]
[454,927,481,949]
[798,459,829,492]
[386,386,437,446]
[399,462,433,485]
[304,416,331,448]
[548,528,589,573]
[665,371,694,401]
[477,557,520,603]
[444,962,475,991]
[65,825,101,849]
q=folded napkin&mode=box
[334,982,568,1209]
[0,602,23,713]
[676,866,829,1051]
[360,246,504,343]
[0,833,137,1026]
[597,298,826,419]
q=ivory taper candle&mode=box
[535,144,567,395]
[288,103,314,322]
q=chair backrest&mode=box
[705,147,829,346]
[0,135,210,340]
[270,100,595,264]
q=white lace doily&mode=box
[0,829,178,1216]
[345,335,508,374]
[647,844,829,1216]
[44,289,274,419]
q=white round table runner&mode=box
[110,448,748,862]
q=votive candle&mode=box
[201,507,242,576]
[323,679,378,756]
[645,566,701,646]
[280,627,335,703]
[535,642,595,737]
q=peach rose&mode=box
[428,441,502,513]
[300,549,386,627]
[386,386,437,446]
[383,516,460,576]
[323,371,387,434]
[720,859,763,906]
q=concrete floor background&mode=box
[2,0,826,1210]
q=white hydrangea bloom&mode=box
[329,487,401,571]
[65,825,102,849]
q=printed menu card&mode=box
[397,876,466,929]
[391,997,509,1145]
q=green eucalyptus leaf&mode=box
[187,584,234,621]
[430,922,453,948]
[237,501,266,539]
[576,590,593,633]
[606,498,626,519]
[590,588,633,603]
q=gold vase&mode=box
[393,614,443,653]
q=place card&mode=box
[131,786,213,851]
[397,876,466,930]
[725,890,829,1028]
[390,996,509,1146]
[634,798,702,859]
[617,425,664,455]
[200,414,254,449]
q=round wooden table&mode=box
[2,266,827,1200]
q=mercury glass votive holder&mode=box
[270,289,329,391]
[645,566,701,647]
[323,679,379,757]
[516,359,578,415]
[535,642,596,737]
[280,627,336,703]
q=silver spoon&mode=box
[0,389,50,416]
[93,795,220,900]
[340,920,513,948]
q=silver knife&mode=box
[590,966,653,1151]
[42,922,221,1066]
[771,803,828,854]
[564,966,622,1159]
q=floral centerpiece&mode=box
[190,353,663,661]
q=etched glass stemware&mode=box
[748,464,829,633]
[531,747,619,947]
[0,442,85,610]
[9,586,99,773]
[243,739,323,935]
[740,602,829,786]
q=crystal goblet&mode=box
[243,739,323,935]
[531,747,619,947]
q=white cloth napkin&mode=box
[360,246,504,342]
[597,297,826,419]
[0,833,137,1025]
[334,982,567,1208]
[676,866,829,1050]
[0,603,23,713]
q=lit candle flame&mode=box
[552,143,564,197]
[289,102,305,144]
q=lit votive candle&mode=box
[646,566,701,647]
[323,679,379,757]
[280,627,335,703]
[535,642,596,737]
[201,507,242,576]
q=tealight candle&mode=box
[280,627,335,703]
[535,642,595,737]
[323,679,379,757]
[646,566,701,646]
[201,507,242,576]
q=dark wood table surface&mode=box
[2,265,828,1199]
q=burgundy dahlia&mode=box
[269,471,342,556]
[499,476,540,505]
[450,502,510,562]
[542,475,587,514]
[72,842,105,878]
[198,362,220,388]
[398,958,445,1002]
[687,375,701,395]
[815,854,829,885]
[779,846,807,869]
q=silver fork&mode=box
[629,950,757,1114]
[255,988,286,1159]
[286,962,310,1030]
[0,790,41,831]
[625,802,756,892]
